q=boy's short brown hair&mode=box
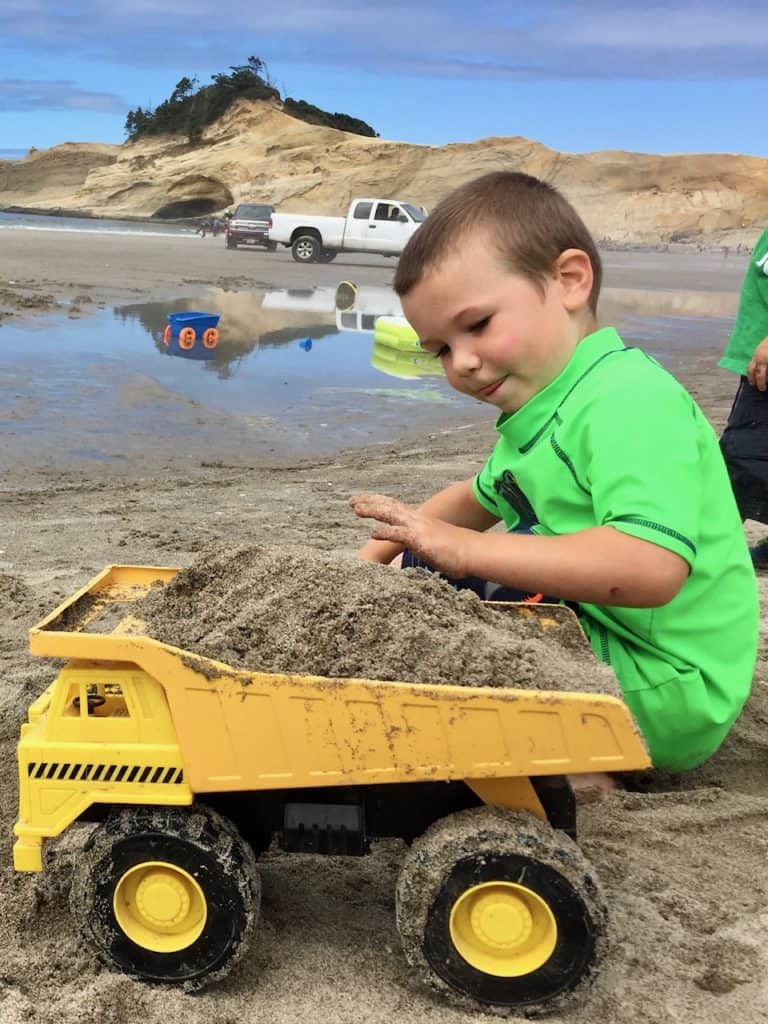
[394,171,602,314]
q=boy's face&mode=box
[402,234,592,414]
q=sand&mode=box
[0,227,766,1024]
[132,542,620,695]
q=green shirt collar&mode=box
[495,326,625,448]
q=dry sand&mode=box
[0,228,766,1023]
[133,543,620,695]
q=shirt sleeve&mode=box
[583,367,704,567]
[721,229,768,369]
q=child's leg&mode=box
[568,772,620,803]
[720,375,768,527]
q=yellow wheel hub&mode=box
[113,861,207,953]
[449,882,557,977]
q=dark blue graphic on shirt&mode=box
[495,471,538,530]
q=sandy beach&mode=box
[0,225,766,1024]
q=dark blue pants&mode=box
[401,548,557,604]
[720,376,768,524]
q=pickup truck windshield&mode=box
[234,204,273,219]
[402,204,427,223]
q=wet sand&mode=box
[0,226,766,1024]
[0,227,408,323]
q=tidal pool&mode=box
[0,281,736,468]
[0,288,471,467]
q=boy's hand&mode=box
[349,493,472,579]
[747,337,768,391]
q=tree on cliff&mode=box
[123,57,377,143]
[283,98,378,137]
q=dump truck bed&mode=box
[29,565,651,792]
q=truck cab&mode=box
[341,199,426,255]
[268,198,427,263]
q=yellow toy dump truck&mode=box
[14,565,650,1015]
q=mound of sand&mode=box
[135,543,620,696]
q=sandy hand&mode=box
[349,493,473,578]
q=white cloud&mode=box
[1,0,767,80]
[0,79,125,112]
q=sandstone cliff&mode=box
[1,98,766,245]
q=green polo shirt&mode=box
[718,228,768,375]
[473,327,758,771]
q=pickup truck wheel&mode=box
[316,249,337,263]
[396,806,606,1016]
[292,235,320,262]
[70,805,260,988]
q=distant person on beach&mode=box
[718,227,768,568]
[350,171,758,784]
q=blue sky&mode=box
[1,0,767,159]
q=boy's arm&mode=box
[355,479,500,564]
[350,494,688,607]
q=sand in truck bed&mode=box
[135,543,621,697]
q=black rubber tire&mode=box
[316,249,337,263]
[291,234,320,262]
[395,806,606,1017]
[70,805,260,988]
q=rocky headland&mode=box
[1,97,767,246]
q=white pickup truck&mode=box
[268,198,427,263]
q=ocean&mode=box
[0,210,198,239]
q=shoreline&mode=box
[0,205,755,253]
[1,204,204,229]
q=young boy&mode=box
[351,171,758,774]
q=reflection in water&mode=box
[261,281,737,341]
[371,315,443,380]
[109,290,450,400]
[114,292,338,378]
[116,285,442,387]
[163,335,218,361]
[111,281,738,387]
[261,286,337,314]
[600,286,738,324]
[2,268,739,467]
[371,341,442,380]
[262,281,404,334]
[0,301,483,465]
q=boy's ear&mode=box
[554,249,594,311]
